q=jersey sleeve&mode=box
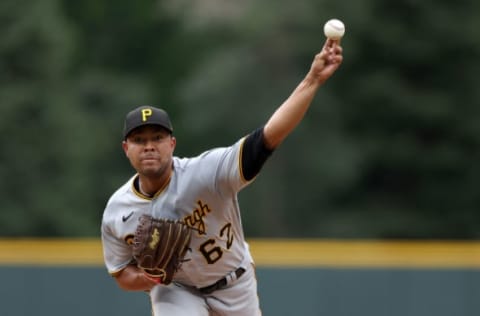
[240,126,274,181]
[101,205,134,276]
[204,127,273,196]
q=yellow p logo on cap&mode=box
[141,109,152,122]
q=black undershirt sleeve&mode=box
[241,126,274,181]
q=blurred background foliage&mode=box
[1,0,480,238]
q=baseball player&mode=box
[101,38,343,315]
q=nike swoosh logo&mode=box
[122,211,134,222]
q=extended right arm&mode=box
[263,39,343,149]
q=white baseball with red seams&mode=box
[324,19,345,40]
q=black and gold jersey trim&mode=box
[240,126,274,181]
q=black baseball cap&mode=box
[123,105,173,139]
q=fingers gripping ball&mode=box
[132,215,192,285]
[323,19,345,40]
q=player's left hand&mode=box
[143,271,163,285]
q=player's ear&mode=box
[122,141,129,157]
[170,136,177,150]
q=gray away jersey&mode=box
[101,137,255,288]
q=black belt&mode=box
[198,267,246,294]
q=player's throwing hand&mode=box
[308,39,343,84]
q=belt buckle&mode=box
[199,267,245,294]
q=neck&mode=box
[138,167,172,197]
[138,181,154,197]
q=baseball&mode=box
[323,19,345,40]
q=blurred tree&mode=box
[167,0,480,238]
[325,0,480,238]
[1,0,479,239]
[0,0,155,236]
[0,0,85,235]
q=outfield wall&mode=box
[1,239,479,316]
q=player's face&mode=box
[122,126,176,178]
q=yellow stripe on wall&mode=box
[0,239,103,266]
[249,239,480,268]
[0,239,479,268]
